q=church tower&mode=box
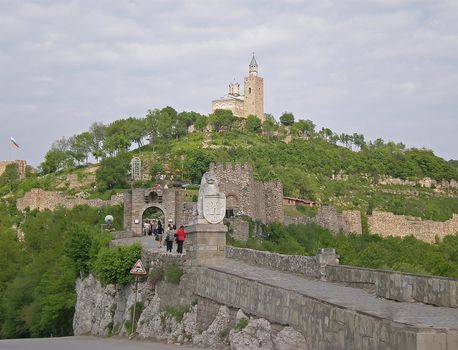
[243,54,264,122]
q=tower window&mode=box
[249,88,252,94]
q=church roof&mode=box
[214,94,244,102]
[250,54,258,66]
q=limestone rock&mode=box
[229,318,274,350]
[136,295,162,339]
[235,309,248,324]
[274,326,307,350]
[73,274,117,336]
[194,305,231,348]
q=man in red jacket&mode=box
[175,225,186,255]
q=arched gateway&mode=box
[123,187,186,237]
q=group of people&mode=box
[143,219,186,254]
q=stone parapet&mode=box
[325,264,458,308]
[225,246,338,279]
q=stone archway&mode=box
[225,194,239,218]
[123,187,184,237]
[141,205,166,236]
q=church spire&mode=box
[249,53,258,76]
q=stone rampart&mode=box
[379,176,458,190]
[0,160,27,179]
[210,163,283,223]
[368,210,458,243]
[225,246,338,279]
[196,266,458,350]
[325,264,458,308]
[16,188,123,211]
[315,206,362,234]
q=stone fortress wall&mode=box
[379,176,458,190]
[368,210,458,243]
[209,163,283,224]
[16,188,123,211]
[0,160,27,179]
[284,206,362,234]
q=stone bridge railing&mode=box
[225,246,339,279]
[325,264,458,308]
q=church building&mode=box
[212,55,264,122]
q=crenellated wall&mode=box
[210,163,283,223]
[16,188,123,211]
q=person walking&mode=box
[165,224,174,253]
[175,225,186,255]
[156,220,164,247]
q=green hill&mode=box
[1,106,457,339]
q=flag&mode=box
[10,137,20,148]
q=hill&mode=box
[1,106,458,339]
[31,106,458,221]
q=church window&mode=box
[249,88,252,94]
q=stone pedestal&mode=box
[185,222,227,266]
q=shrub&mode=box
[93,243,142,286]
[235,317,248,331]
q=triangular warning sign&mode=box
[130,259,147,275]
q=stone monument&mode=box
[185,172,228,265]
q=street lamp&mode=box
[101,214,114,233]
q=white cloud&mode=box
[0,0,457,165]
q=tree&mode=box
[0,163,19,192]
[68,132,92,164]
[194,115,208,131]
[280,112,295,126]
[209,109,237,132]
[245,115,262,133]
[149,161,164,180]
[292,119,315,138]
[39,149,68,174]
[96,153,130,191]
[89,122,106,162]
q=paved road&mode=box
[0,336,198,350]
[210,259,458,330]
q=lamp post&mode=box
[101,214,114,233]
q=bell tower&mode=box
[243,54,264,121]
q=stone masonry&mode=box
[315,206,362,234]
[123,187,186,236]
[210,163,283,224]
[0,160,27,179]
[16,188,123,211]
[368,210,458,243]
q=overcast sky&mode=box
[1,0,457,166]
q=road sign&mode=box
[130,259,147,275]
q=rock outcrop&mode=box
[73,252,307,349]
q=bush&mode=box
[93,243,142,286]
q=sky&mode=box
[1,0,457,166]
